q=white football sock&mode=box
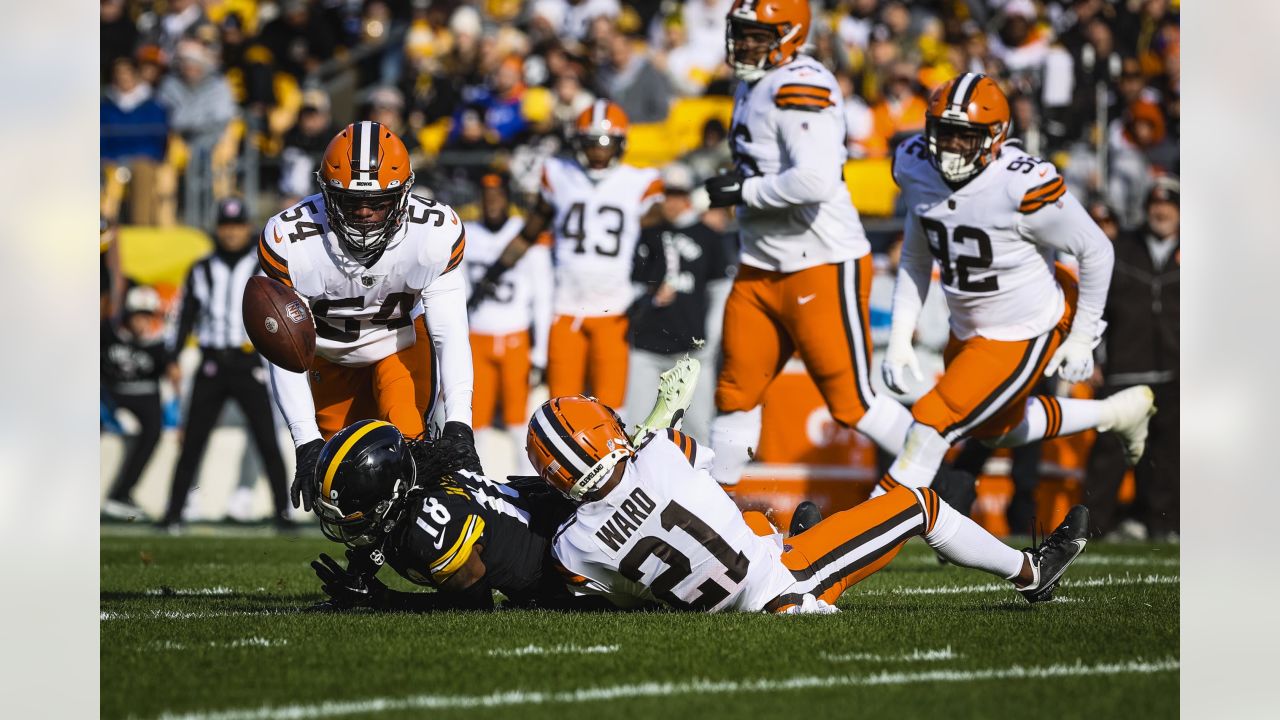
[923,494,1026,580]
[987,396,1108,448]
[709,407,762,486]
[855,394,913,456]
[882,422,950,490]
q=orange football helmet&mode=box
[527,396,634,502]
[924,73,1010,185]
[726,0,811,82]
[316,121,415,260]
[573,99,629,178]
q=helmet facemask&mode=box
[925,116,1001,186]
[574,133,625,181]
[315,447,418,548]
[726,17,801,82]
[318,175,414,263]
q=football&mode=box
[242,276,316,373]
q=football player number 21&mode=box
[618,500,750,610]
[918,218,999,293]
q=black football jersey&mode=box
[383,471,575,604]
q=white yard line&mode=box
[821,647,959,663]
[859,573,1178,597]
[100,609,293,621]
[154,658,1178,720]
[143,587,236,596]
[156,638,290,651]
[486,644,619,658]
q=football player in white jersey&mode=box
[469,100,664,409]
[463,172,553,471]
[876,73,1156,497]
[528,395,1091,611]
[701,0,914,487]
[257,121,478,513]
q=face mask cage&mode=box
[925,116,995,185]
[574,133,625,178]
[726,17,795,82]
[317,177,414,260]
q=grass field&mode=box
[101,527,1178,720]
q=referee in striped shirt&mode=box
[160,198,291,531]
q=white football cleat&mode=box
[1099,385,1157,465]
[630,355,701,443]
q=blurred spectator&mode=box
[102,57,171,226]
[461,56,531,148]
[279,89,337,202]
[622,163,735,441]
[533,0,623,45]
[679,118,732,186]
[162,198,292,531]
[1083,178,1179,541]
[158,40,236,148]
[1108,98,1175,229]
[258,0,339,81]
[864,61,926,158]
[836,0,880,56]
[101,0,139,85]
[509,87,567,201]
[218,11,276,110]
[135,44,169,87]
[139,0,212,61]
[836,71,876,159]
[595,29,673,123]
[550,70,596,128]
[988,0,1051,77]
[364,86,424,162]
[101,285,169,522]
[659,0,731,96]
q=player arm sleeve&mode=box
[267,361,321,447]
[527,244,553,369]
[422,267,474,426]
[165,265,201,365]
[889,210,933,344]
[741,107,844,209]
[1017,188,1115,342]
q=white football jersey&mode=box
[730,55,869,272]
[552,431,794,612]
[893,134,1084,341]
[541,157,663,316]
[260,192,465,365]
[463,215,552,337]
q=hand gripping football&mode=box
[242,276,316,373]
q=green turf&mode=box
[100,528,1179,720]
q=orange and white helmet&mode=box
[527,396,634,502]
[726,0,810,82]
[573,100,629,179]
[316,121,415,260]
[924,73,1010,185]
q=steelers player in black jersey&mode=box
[306,419,611,612]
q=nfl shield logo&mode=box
[284,300,308,324]
[361,275,382,288]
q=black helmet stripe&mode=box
[947,73,985,116]
[350,120,382,182]
[531,406,593,475]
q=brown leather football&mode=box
[242,276,316,373]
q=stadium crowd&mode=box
[100,0,1179,540]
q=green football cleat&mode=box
[630,355,701,443]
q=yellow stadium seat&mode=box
[117,225,214,286]
[843,158,899,217]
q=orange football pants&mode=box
[310,316,437,440]
[912,265,1079,444]
[547,314,629,408]
[471,330,531,430]
[764,486,939,612]
[717,256,875,427]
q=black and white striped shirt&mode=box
[169,248,260,357]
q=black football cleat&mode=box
[789,501,823,536]
[1018,505,1090,603]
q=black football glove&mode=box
[705,170,745,208]
[436,421,484,475]
[311,552,388,609]
[291,438,324,512]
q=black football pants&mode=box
[162,350,289,524]
[106,390,163,503]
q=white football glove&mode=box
[780,593,840,615]
[882,340,923,395]
[1043,333,1095,384]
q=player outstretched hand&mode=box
[1043,334,1095,384]
[882,340,923,394]
[311,553,387,609]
